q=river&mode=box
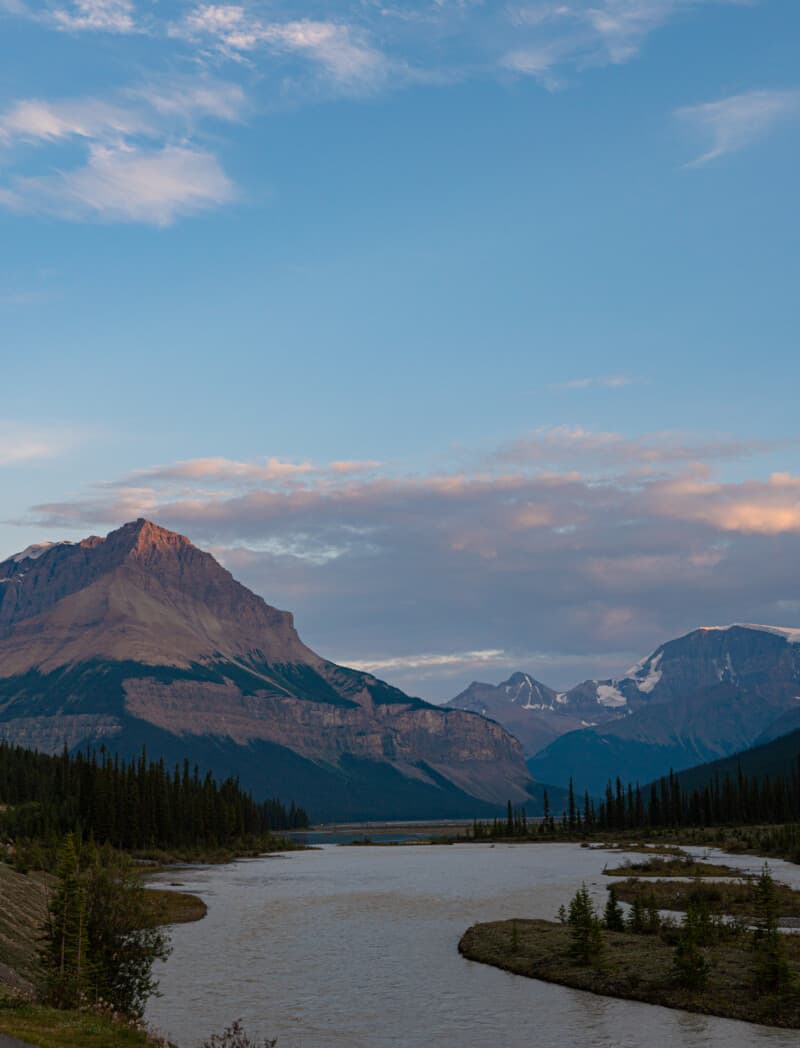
[147,842,800,1048]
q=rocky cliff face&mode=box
[0,520,534,819]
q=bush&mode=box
[200,1019,277,1047]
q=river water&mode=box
[147,842,800,1048]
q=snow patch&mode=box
[626,651,663,694]
[596,683,627,708]
[8,541,71,564]
[506,673,537,704]
[555,692,568,705]
[699,623,800,644]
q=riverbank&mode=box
[0,859,209,1048]
[0,999,171,1048]
[459,918,800,1029]
[310,820,800,866]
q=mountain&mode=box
[671,725,800,799]
[0,520,538,821]
[446,673,588,756]
[525,625,800,794]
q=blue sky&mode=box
[1,0,799,699]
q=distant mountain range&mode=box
[446,624,800,794]
[0,520,542,821]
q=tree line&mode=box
[473,758,800,840]
[0,741,309,853]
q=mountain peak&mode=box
[111,518,193,557]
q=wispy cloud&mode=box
[0,0,772,226]
[110,456,384,487]
[2,143,234,225]
[676,88,800,166]
[0,78,243,224]
[0,423,78,465]
[495,425,781,470]
[0,97,152,143]
[171,7,390,91]
[345,649,506,673]
[501,1,753,86]
[50,0,136,33]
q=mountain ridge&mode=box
[447,624,800,794]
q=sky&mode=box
[1,0,799,700]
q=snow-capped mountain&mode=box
[449,624,800,794]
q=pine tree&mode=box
[673,902,709,991]
[44,834,88,1008]
[626,894,646,934]
[567,884,605,966]
[752,864,793,993]
[603,885,625,931]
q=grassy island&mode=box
[460,864,800,1030]
[459,917,800,1029]
[610,876,800,920]
[602,855,746,878]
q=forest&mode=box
[0,741,309,854]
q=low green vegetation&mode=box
[0,998,169,1048]
[460,866,800,1028]
[141,889,208,927]
[602,855,746,878]
[611,875,800,919]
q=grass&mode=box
[130,835,307,867]
[603,855,746,878]
[612,876,800,919]
[0,999,169,1048]
[459,919,800,1029]
[140,888,207,927]
[597,844,687,857]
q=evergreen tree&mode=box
[603,885,625,932]
[752,864,793,993]
[44,834,88,1008]
[567,884,604,966]
[672,902,710,991]
[568,778,576,831]
[626,895,646,934]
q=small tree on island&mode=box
[626,894,647,934]
[567,884,605,966]
[752,863,793,993]
[672,901,710,991]
[603,885,625,932]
